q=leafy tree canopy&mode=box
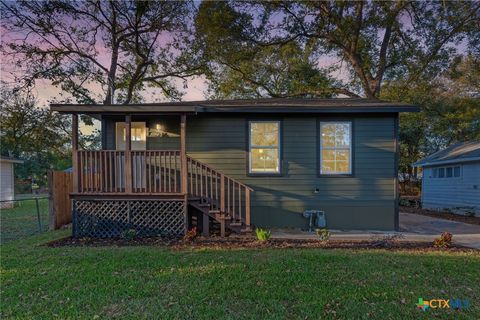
[196,0,480,98]
[1,0,202,104]
[0,85,100,186]
[381,54,480,175]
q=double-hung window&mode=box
[320,121,352,175]
[249,121,280,174]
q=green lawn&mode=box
[1,231,479,319]
[0,198,49,244]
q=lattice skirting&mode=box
[72,200,186,238]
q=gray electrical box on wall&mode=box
[303,210,326,232]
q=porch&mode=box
[69,114,252,237]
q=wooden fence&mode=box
[48,171,73,230]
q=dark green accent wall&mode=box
[104,114,397,230]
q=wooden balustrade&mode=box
[77,150,181,194]
[77,150,126,193]
[75,150,251,227]
[131,151,181,194]
[187,156,252,226]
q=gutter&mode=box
[413,157,480,167]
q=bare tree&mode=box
[1,0,202,104]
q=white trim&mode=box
[413,157,480,167]
[319,121,352,175]
[0,158,23,164]
[248,120,280,173]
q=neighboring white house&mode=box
[0,156,23,209]
[413,141,480,216]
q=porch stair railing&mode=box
[187,156,252,234]
[74,150,252,234]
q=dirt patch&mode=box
[45,235,475,252]
[401,206,480,226]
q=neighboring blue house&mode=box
[413,141,480,216]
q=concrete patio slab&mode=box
[270,212,480,249]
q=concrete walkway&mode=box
[271,212,480,249]
[400,212,480,249]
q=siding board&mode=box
[105,114,397,230]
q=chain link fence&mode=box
[0,196,49,244]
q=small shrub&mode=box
[183,227,198,241]
[433,232,453,248]
[255,228,271,242]
[315,228,330,242]
[122,229,137,241]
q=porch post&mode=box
[180,114,188,233]
[125,115,132,193]
[72,114,79,193]
[180,114,187,194]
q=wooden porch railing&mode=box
[131,151,181,193]
[75,150,251,227]
[187,156,252,226]
[77,150,181,194]
[77,150,126,193]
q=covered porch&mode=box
[65,110,251,237]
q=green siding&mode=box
[105,114,397,230]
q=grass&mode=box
[1,231,479,319]
[0,198,49,244]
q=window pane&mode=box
[335,123,351,147]
[432,168,438,178]
[251,148,279,172]
[322,150,335,161]
[336,161,349,173]
[336,149,350,161]
[321,134,335,147]
[321,124,336,147]
[439,168,445,178]
[322,161,335,173]
[454,166,460,177]
[251,122,279,146]
[446,167,453,178]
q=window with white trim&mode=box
[249,121,280,173]
[430,166,461,178]
[320,121,352,175]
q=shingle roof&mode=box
[50,98,419,114]
[413,141,480,167]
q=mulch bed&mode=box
[401,206,480,226]
[45,236,475,252]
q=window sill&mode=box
[247,172,283,177]
[318,173,354,178]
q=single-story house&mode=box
[413,140,480,216]
[0,156,23,209]
[50,98,419,237]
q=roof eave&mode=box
[204,106,420,113]
[50,104,419,115]
[413,157,480,167]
